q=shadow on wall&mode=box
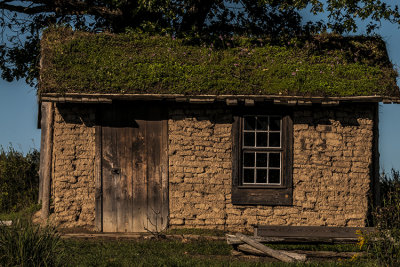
[56,101,375,130]
[293,103,375,127]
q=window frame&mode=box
[241,115,284,187]
[231,106,293,206]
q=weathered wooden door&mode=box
[97,102,168,232]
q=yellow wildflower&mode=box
[356,229,365,249]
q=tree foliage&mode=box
[0,146,39,213]
[0,0,399,86]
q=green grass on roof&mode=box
[39,28,400,97]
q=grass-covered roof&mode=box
[39,28,400,97]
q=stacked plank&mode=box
[227,233,306,262]
[227,226,375,262]
[254,226,375,244]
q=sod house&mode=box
[38,28,400,233]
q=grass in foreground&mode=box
[61,238,371,267]
[0,221,375,266]
[0,219,63,267]
[164,228,227,237]
[268,243,362,253]
[0,204,41,221]
[63,239,232,266]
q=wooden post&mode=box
[94,124,103,231]
[373,103,380,208]
[237,244,306,261]
[161,112,169,230]
[38,102,43,204]
[40,102,54,219]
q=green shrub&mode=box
[361,169,400,266]
[0,219,64,266]
[0,146,40,213]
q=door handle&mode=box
[111,168,120,175]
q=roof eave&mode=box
[39,92,400,105]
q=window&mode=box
[232,108,293,205]
[242,116,282,185]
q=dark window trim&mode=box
[232,106,293,206]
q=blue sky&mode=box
[373,18,400,173]
[0,79,40,152]
[0,4,400,174]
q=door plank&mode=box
[160,117,169,230]
[102,125,117,232]
[94,123,102,232]
[125,125,135,232]
[110,125,119,232]
[116,127,127,232]
[146,112,163,231]
[132,117,148,232]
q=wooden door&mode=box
[97,102,168,232]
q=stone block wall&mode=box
[48,102,375,232]
[50,103,96,229]
[168,106,233,228]
[168,103,375,231]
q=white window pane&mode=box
[243,152,255,167]
[256,116,268,130]
[269,153,281,168]
[244,117,255,130]
[269,116,281,131]
[269,132,280,147]
[268,169,280,184]
[243,169,255,183]
[256,132,268,147]
[256,169,267,183]
[244,132,255,147]
[256,153,268,167]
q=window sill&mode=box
[231,187,293,206]
[238,184,286,189]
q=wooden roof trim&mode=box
[40,93,400,104]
